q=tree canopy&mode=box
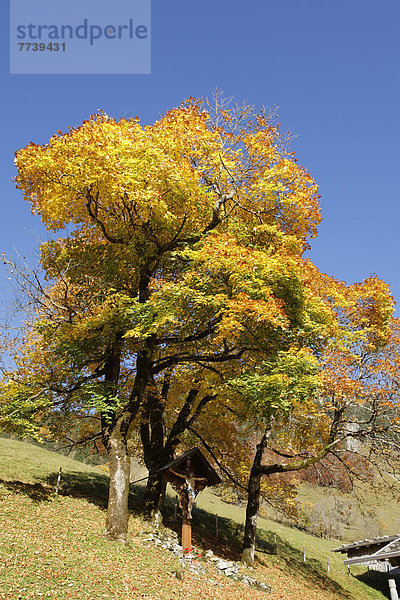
[1,97,395,545]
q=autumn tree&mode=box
[1,96,394,546]
[215,274,396,564]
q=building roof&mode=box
[158,447,222,486]
[333,535,400,554]
[333,535,400,566]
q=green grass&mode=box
[0,437,398,600]
[192,489,396,600]
[0,437,110,485]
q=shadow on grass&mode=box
[356,570,398,599]
[1,470,110,508]
[48,472,152,513]
[0,470,111,507]
[128,481,146,509]
[162,501,244,560]
[0,479,53,502]
[45,470,110,508]
[1,470,146,512]
[2,467,151,514]
[156,496,353,599]
[256,531,352,599]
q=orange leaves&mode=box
[8,95,398,455]
[214,291,288,343]
[14,97,322,257]
[320,353,365,404]
[348,275,394,346]
[319,314,400,416]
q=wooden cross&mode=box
[159,448,221,554]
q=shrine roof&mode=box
[159,447,221,486]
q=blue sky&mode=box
[1,0,400,314]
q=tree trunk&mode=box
[105,434,131,542]
[140,384,169,519]
[242,432,269,565]
[101,334,154,539]
[143,474,167,523]
[140,384,211,518]
[242,468,262,565]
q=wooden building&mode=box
[333,534,400,569]
[333,535,400,600]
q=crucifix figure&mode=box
[170,460,208,519]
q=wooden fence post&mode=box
[215,514,219,537]
[303,547,306,563]
[389,579,399,600]
[327,556,330,572]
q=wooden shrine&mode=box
[159,447,221,554]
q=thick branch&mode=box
[187,394,216,428]
[153,347,245,374]
[165,388,200,449]
[260,437,344,476]
[85,189,125,244]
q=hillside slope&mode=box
[0,438,395,600]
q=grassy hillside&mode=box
[0,437,396,600]
[293,481,400,542]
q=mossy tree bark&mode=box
[102,335,154,540]
[105,433,131,541]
